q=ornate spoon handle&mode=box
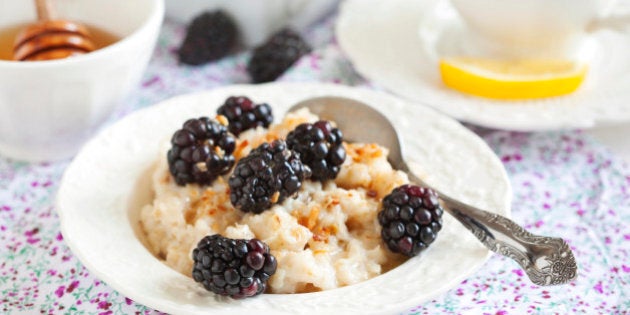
[404,168,578,286]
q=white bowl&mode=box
[0,0,164,162]
[57,83,512,315]
[165,0,337,47]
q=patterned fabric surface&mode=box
[1,16,629,315]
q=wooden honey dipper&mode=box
[13,0,96,61]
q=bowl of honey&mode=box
[0,0,164,162]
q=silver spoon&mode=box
[289,96,578,286]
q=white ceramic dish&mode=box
[56,83,511,315]
[336,0,630,131]
[0,0,164,162]
[165,0,338,47]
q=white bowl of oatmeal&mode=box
[141,107,410,294]
[57,82,511,314]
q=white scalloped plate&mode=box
[56,83,511,315]
[336,0,630,131]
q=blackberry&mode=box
[229,140,310,214]
[247,28,311,83]
[178,11,238,65]
[286,120,346,181]
[192,235,277,299]
[167,117,236,186]
[378,185,444,257]
[217,96,273,136]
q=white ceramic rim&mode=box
[336,0,630,131]
[0,0,165,68]
[56,82,512,315]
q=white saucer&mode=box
[336,0,630,131]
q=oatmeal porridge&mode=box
[140,108,413,294]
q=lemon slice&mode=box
[439,57,588,100]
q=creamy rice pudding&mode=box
[140,108,411,293]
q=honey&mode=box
[0,23,119,61]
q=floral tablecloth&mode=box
[2,15,629,315]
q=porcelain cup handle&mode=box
[587,0,630,32]
[588,14,630,32]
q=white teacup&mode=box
[0,0,164,162]
[449,0,628,59]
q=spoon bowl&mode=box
[290,96,578,286]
